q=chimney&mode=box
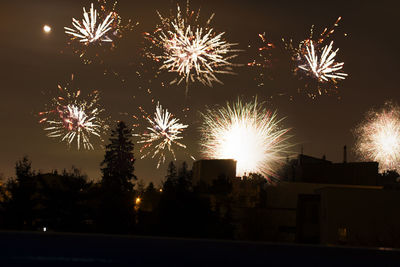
[343,145,347,163]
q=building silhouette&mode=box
[284,146,380,186]
[193,146,400,247]
[192,159,237,185]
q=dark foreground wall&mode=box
[1,231,400,266]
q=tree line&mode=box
[0,121,236,238]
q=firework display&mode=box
[64,1,136,63]
[298,40,347,82]
[290,17,347,95]
[199,98,292,178]
[355,102,400,173]
[134,103,189,168]
[38,2,357,178]
[144,1,239,89]
[39,80,107,150]
[8,0,400,247]
[64,3,114,43]
[251,17,348,98]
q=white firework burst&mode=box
[145,2,239,88]
[355,102,400,173]
[64,3,114,44]
[161,24,237,86]
[39,86,107,150]
[199,98,292,178]
[135,103,188,168]
[299,40,347,82]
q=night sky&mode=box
[1,0,399,184]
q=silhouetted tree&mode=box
[163,161,178,194]
[2,159,95,232]
[156,162,225,238]
[4,156,36,230]
[158,162,186,236]
[166,161,177,179]
[177,162,192,193]
[141,182,158,211]
[136,179,145,196]
[99,121,137,233]
[178,161,188,177]
[146,182,155,192]
[162,161,192,194]
[136,182,162,234]
[33,167,89,232]
[15,156,34,182]
[101,121,137,191]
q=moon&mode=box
[43,25,52,33]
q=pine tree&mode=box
[177,161,192,193]
[99,121,136,233]
[163,161,177,193]
[101,121,137,192]
[166,161,177,181]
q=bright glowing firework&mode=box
[199,98,292,178]
[39,81,107,150]
[354,102,400,173]
[135,103,188,168]
[64,1,137,63]
[144,1,239,89]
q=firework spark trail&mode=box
[250,17,347,98]
[199,98,292,178]
[355,102,400,173]
[39,83,107,150]
[64,3,114,43]
[294,17,347,91]
[134,103,189,168]
[248,33,275,68]
[298,40,347,82]
[144,1,239,89]
[64,1,137,64]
